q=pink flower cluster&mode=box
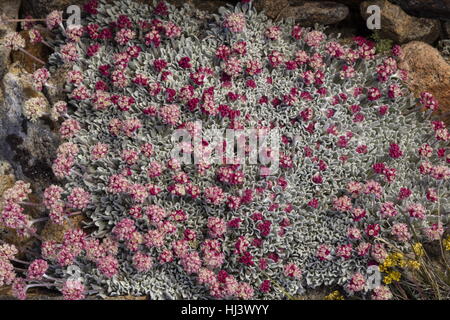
[223,13,246,33]
[0,181,33,235]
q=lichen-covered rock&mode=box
[45,64,71,105]
[0,66,57,191]
[360,0,440,44]
[280,1,349,26]
[443,21,450,39]
[399,41,450,124]
[389,0,450,20]
[41,215,85,242]
[438,39,450,64]
[0,161,15,200]
[0,69,29,165]
[0,0,21,28]
[21,0,234,17]
[0,0,22,80]
[290,0,360,6]
[191,0,231,13]
[11,29,51,74]
[254,0,291,20]
[20,123,59,189]
[0,43,10,81]
[256,0,349,25]
[21,0,87,18]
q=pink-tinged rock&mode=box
[399,41,450,124]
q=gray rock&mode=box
[389,0,450,21]
[0,71,28,165]
[0,161,13,176]
[255,0,291,20]
[20,0,87,18]
[361,0,440,44]
[443,21,450,39]
[191,0,230,13]
[21,0,223,17]
[46,64,70,104]
[0,0,21,80]
[438,39,450,63]
[0,0,21,25]
[0,68,58,193]
[0,46,10,84]
[0,160,15,199]
[289,0,359,7]
[281,1,349,26]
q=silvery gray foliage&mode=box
[49,0,449,299]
